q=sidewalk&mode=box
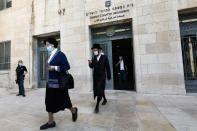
[0,88,196,131]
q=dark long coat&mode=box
[89,55,111,99]
[45,50,72,113]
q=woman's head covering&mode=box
[44,37,58,48]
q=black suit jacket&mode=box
[89,55,111,98]
[89,55,111,80]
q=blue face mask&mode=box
[47,46,53,53]
[18,63,22,66]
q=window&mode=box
[0,0,12,10]
[0,41,11,70]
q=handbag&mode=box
[58,71,74,90]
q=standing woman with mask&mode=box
[15,60,27,97]
[40,38,78,130]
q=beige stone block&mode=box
[145,44,158,54]
[168,21,180,30]
[156,31,168,42]
[177,62,184,74]
[148,63,171,74]
[141,74,160,87]
[141,64,149,75]
[158,73,184,86]
[142,5,152,16]
[0,73,10,88]
[168,30,181,41]
[138,33,156,44]
[138,15,153,24]
[152,12,171,22]
[140,44,146,54]
[152,2,168,14]
[146,43,171,54]
[136,7,143,16]
[141,54,158,64]
[136,0,153,7]
[152,0,167,4]
[137,24,151,34]
[151,21,169,32]
[158,53,177,63]
[169,41,181,52]
[187,0,197,7]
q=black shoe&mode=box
[102,99,107,105]
[72,107,78,122]
[22,94,26,97]
[94,107,99,113]
[16,94,21,96]
[40,121,56,130]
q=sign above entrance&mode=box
[86,0,133,25]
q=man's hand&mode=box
[88,60,92,64]
[24,71,27,75]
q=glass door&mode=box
[181,35,197,92]
[37,47,48,88]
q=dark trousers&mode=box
[119,70,127,89]
[17,76,25,95]
[120,70,127,81]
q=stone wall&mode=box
[134,0,186,94]
[0,0,31,89]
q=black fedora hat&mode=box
[91,44,102,50]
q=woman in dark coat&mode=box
[40,38,78,130]
[89,44,111,113]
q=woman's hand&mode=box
[48,66,55,71]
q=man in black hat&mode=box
[88,44,111,113]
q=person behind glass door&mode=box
[116,56,127,89]
[15,60,27,97]
[88,44,111,113]
[40,37,78,130]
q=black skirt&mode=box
[45,86,72,113]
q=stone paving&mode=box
[0,88,196,131]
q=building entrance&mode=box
[91,21,135,91]
[179,9,197,92]
[112,39,135,90]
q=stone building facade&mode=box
[0,0,197,94]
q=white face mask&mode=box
[46,45,53,53]
[93,51,99,56]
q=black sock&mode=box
[96,97,101,109]
[103,94,107,101]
